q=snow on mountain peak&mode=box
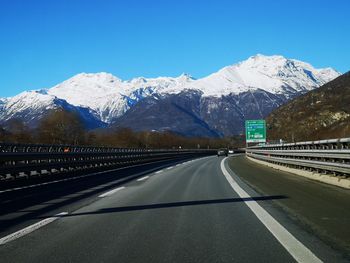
[44,55,340,107]
[48,72,123,107]
[185,54,340,97]
[58,72,122,90]
[178,73,195,80]
[1,55,341,126]
[47,72,128,122]
[0,91,59,122]
[74,72,122,82]
[126,73,195,95]
[45,71,196,123]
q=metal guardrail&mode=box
[246,138,350,176]
[0,143,216,182]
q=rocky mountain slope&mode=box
[113,88,286,136]
[266,71,350,141]
[0,54,341,136]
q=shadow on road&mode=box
[0,158,193,235]
[60,195,288,217]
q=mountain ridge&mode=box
[266,71,350,141]
[0,54,341,136]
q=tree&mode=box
[0,125,10,143]
[5,119,32,143]
[86,132,98,146]
[112,128,139,148]
[37,109,85,145]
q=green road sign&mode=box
[245,120,266,143]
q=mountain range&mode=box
[266,71,350,141]
[0,54,341,137]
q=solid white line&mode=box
[166,166,173,170]
[220,158,322,263]
[98,186,125,198]
[155,170,163,174]
[137,176,149,182]
[0,212,68,245]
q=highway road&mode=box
[0,155,349,262]
[229,155,350,257]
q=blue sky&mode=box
[1,0,349,97]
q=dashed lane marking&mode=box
[98,187,126,198]
[137,176,149,182]
[0,212,68,245]
[0,160,171,194]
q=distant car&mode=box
[217,149,228,157]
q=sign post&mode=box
[245,120,266,147]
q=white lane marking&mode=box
[0,156,210,194]
[220,158,322,263]
[0,159,173,194]
[137,176,149,182]
[0,176,91,194]
[166,166,173,170]
[155,170,163,174]
[98,186,125,198]
[0,212,68,245]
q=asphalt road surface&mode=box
[0,155,348,262]
[228,155,350,258]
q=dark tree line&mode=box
[0,109,244,149]
[0,110,84,145]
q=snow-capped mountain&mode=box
[47,72,195,123]
[0,90,104,128]
[0,91,59,125]
[185,54,340,98]
[0,54,341,136]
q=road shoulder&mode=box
[226,155,350,261]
